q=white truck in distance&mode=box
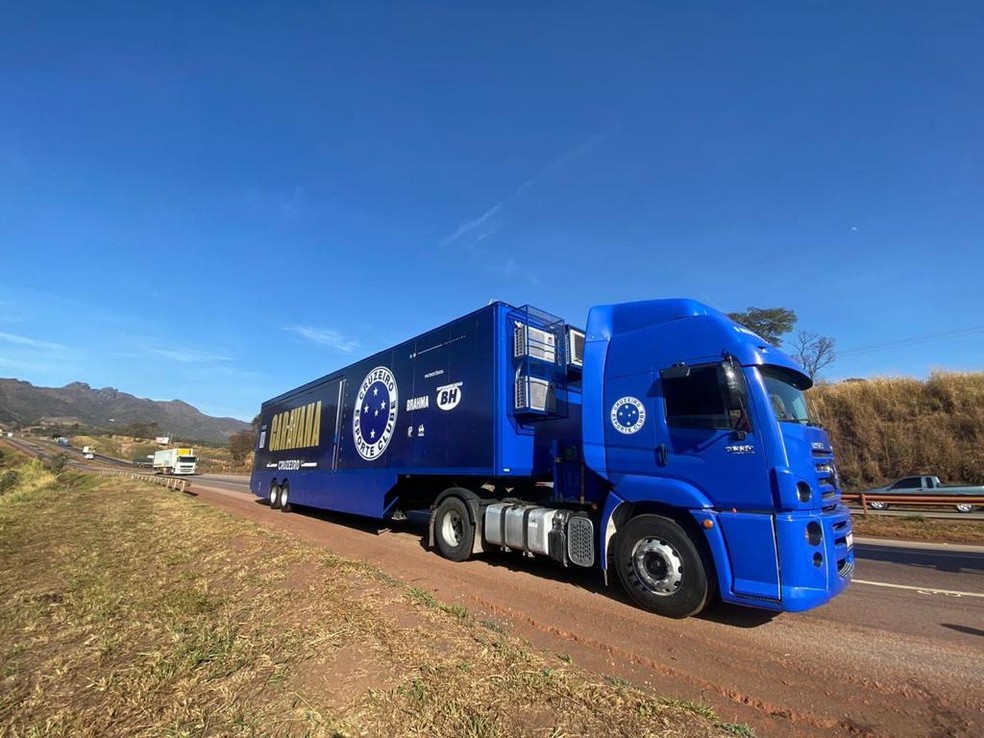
[82,445,95,459]
[153,448,197,475]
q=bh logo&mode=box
[610,396,646,435]
[353,366,399,460]
[436,381,463,411]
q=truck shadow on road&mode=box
[941,623,984,638]
[258,501,781,627]
[471,548,777,627]
[854,543,983,574]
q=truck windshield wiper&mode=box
[781,417,822,427]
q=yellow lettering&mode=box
[297,404,309,448]
[312,401,322,447]
[304,402,314,447]
[269,401,325,452]
[304,402,313,447]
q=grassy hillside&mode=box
[67,434,239,473]
[811,371,984,489]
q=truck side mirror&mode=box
[720,362,743,410]
[660,363,690,379]
[719,360,752,433]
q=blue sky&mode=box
[1,2,982,421]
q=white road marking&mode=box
[853,579,984,598]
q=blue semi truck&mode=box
[250,299,853,618]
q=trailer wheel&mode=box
[434,497,474,562]
[615,515,710,619]
[279,482,292,513]
[268,482,281,509]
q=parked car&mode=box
[861,475,982,512]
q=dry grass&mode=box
[0,466,741,738]
[812,371,984,489]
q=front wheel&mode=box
[869,500,889,511]
[433,497,474,562]
[955,503,976,513]
[615,515,711,619]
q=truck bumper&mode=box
[773,505,854,611]
[695,505,853,613]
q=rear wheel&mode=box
[268,482,281,509]
[433,497,474,562]
[280,482,291,512]
[615,515,711,618]
[869,500,888,511]
[955,503,976,513]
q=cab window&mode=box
[663,365,733,430]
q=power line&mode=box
[838,326,984,358]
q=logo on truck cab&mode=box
[610,396,646,435]
[353,366,399,460]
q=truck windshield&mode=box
[759,366,815,425]
[179,456,196,462]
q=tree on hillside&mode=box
[726,307,797,346]
[793,331,836,381]
[229,430,255,465]
[728,306,837,379]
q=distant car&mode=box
[861,475,982,513]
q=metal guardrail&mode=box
[92,468,192,494]
[842,492,984,515]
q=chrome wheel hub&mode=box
[441,509,464,546]
[631,537,684,595]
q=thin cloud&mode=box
[0,331,66,351]
[440,127,615,251]
[285,325,361,353]
[152,349,232,364]
[0,356,46,371]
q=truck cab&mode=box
[581,300,853,615]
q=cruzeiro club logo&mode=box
[353,366,399,460]
[610,396,646,435]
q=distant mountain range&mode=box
[0,379,250,445]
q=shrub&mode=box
[47,454,68,474]
[0,469,20,495]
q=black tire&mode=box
[279,482,292,513]
[268,482,281,509]
[433,497,474,562]
[869,500,888,511]
[614,514,711,618]
[955,503,975,513]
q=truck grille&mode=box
[812,450,840,510]
[831,518,853,578]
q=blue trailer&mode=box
[250,299,853,618]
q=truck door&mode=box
[658,361,780,601]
